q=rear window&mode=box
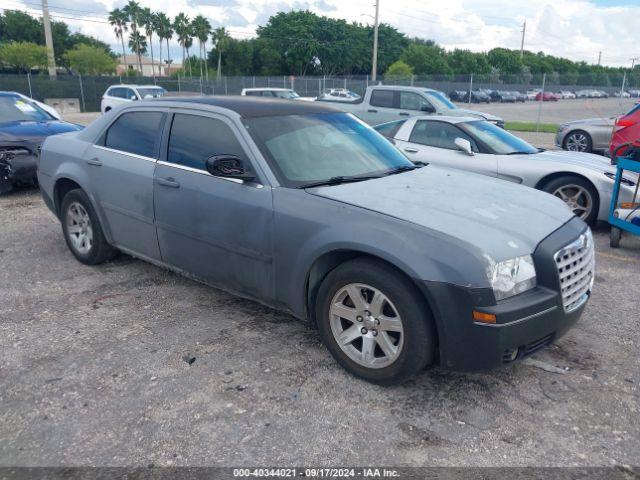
[104,111,164,158]
[374,120,406,138]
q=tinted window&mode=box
[400,92,431,111]
[410,121,478,151]
[104,111,164,157]
[123,88,137,100]
[370,90,395,108]
[244,90,261,96]
[167,114,247,170]
[107,87,125,98]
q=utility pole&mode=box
[371,0,380,83]
[631,58,638,69]
[597,51,601,65]
[41,0,57,77]
[519,20,526,58]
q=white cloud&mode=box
[2,0,638,67]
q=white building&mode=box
[117,55,181,77]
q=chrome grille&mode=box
[554,230,595,312]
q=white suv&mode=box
[101,85,167,113]
[240,88,315,101]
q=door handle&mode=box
[156,177,180,188]
[86,158,102,166]
[367,109,378,113]
[399,112,410,116]
[404,148,418,153]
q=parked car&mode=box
[510,91,527,102]
[240,88,315,101]
[10,91,61,119]
[575,89,594,98]
[535,91,558,102]
[0,92,82,194]
[596,90,609,98]
[556,117,616,154]
[319,85,503,127]
[609,102,640,158]
[468,89,491,103]
[490,90,517,103]
[448,90,468,102]
[613,90,631,98]
[38,97,593,384]
[318,88,361,102]
[526,89,541,100]
[629,90,640,98]
[375,116,638,225]
[101,85,167,113]
[556,91,576,99]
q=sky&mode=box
[1,0,639,68]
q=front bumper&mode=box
[420,216,591,372]
[1,152,38,192]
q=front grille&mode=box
[554,230,595,312]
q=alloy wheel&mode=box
[66,202,93,255]
[565,133,589,152]
[552,184,593,220]
[329,283,404,369]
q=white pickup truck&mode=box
[317,85,504,127]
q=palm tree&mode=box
[140,7,156,77]
[191,15,211,81]
[123,0,143,73]
[184,36,193,77]
[212,27,230,80]
[154,12,173,76]
[108,8,129,72]
[128,30,148,73]
[173,13,192,77]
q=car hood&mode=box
[452,108,502,122]
[308,165,575,261]
[561,117,615,127]
[0,120,83,143]
[526,150,616,174]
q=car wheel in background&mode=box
[542,176,599,225]
[61,189,117,265]
[563,130,592,153]
[315,257,436,385]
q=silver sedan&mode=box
[555,117,615,154]
[375,116,638,224]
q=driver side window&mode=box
[399,92,432,112]
[410,121,479,152]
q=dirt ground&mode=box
[0,188,638,467]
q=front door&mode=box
[86,109,165,260]
[153,111,274,302]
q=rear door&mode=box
[359,89,398,124]
[153,110,274,301]
[86,109,165,260]
[397,119,498,177]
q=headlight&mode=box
[488,255,537,301]
[604,171,636,187]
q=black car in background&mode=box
[448,89,491,103]
[0,92,82,194]
[490,90,517,103]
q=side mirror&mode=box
[421,104,435,113]
[130,95,138,100]
[454,137,474,156]
[205,155,255,181]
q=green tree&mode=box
[140,7,156,76]
[0,41,47,72]
[123,0,143,72]
[109,8,129,71]
[487,47,522,74]
[155,12,173,75]
[173,13,192,76]
[191,15,211,81]
[65,44,116,75]
[401,43,451,75]
[212,27,231,80]
[128,30,147,71]
[385,60,413,77]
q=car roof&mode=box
[367,85,439,93]
[0,91,22,98]
[410,115,483,124]
[243,88,292,92]
[158,95,340,118]
[108,84,163,89]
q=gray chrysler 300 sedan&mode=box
[37,97,595,385]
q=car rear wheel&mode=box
[564,130,592,153]
[61,189,117,265]
[542,176,599,224]
[315,258,436,385]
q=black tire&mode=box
[315,258,437,385]
[610,227,622,248]
[60,189,117,265]
[563,130,593,153]
[541,175,599,225]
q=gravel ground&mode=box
[0,189,639,467]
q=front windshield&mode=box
[424,91,456,110]
[137,88,165,99]
[461,120,538,155]
[0,96,53,123]
[245,112,413,187]
[274,90,300,99]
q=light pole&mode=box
[41,0,57,77]
[371,0,380,83]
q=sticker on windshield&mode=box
[14,100,37,113]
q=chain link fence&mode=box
[1,72,638,113]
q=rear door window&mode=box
[370,90,395,108]
[104,111,164,158]
[167,114,247,170]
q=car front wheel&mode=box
[564,130,592,153]
[542,176,599,224]
[315,258,436,385]
[61,189,117,265]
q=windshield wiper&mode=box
[384,163,425,175]
[298,174,383,189]
[505,151,535,155]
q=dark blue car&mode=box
[0,92,83,194]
